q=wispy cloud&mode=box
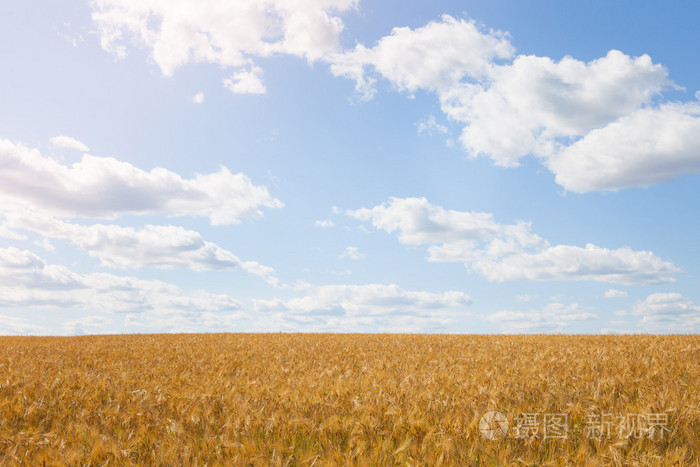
[604,289,628,298]
[315,220,335,228]
[339,246,364,260]
[49,135,90,152]
[485,302,596,333]
[416,115,448,135]
[254,283,471,332]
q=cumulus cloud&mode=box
[329,15,513,100]
[49,135,90,152]
[253,283,471,331]
[446,50,670,167]
[0,138,282,225]
[632,293,700,333]
[546,101,700,192]
[349,197,679,285]
[223,65,266,94]
[348,196,515,246]
[485,302,596,333]
[0,247,247,332]
[91,0,356,93]
[89,7,700,189]
[331,14,700,190]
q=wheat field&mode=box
[0,334,697,465]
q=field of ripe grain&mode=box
[0,334,698,465]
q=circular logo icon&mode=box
[479,411,509,440]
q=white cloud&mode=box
[49,135,90,152]
[600,327,641,335]
[339,246,364,260]
[10,213,239,270]
[632,293,700,333]
[0,138,282,225]
[89,7,700,190]
[1,138,284,287]
[123,309,250,334]
[34,238,56,252]
[485,302,596,333]
[192,92,205,103]
[447,50,669,167]
[349,197,679,285]
[348,196,513,246]
[470,244,678,286]
[0,314,50,336]
[604,289,628,298]
[314,219,335,228]
[240,261,275,277]
[0,247,84,291]
[62,315,113,335]
[91,0,356,92]
[329,15,513,100]
[332,14,700,190]
[240,260,286,288]
[223,65,266,94]
[416,115,448,135]
[254,283,471,332]
[0,222,26,240]
[0,247,248,332]
[546,101,700,192]
[2,210,288,289]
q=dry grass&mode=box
[0,334,698,465]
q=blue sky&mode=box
[1,0,699,335]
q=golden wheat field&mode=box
[0,334,698,465]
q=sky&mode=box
[1,0,699,335]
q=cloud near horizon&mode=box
[0,246,248,333]
[349,197,679,285]
[254,283,472,332]
[632,292,700,333]
[484,302,596,333]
